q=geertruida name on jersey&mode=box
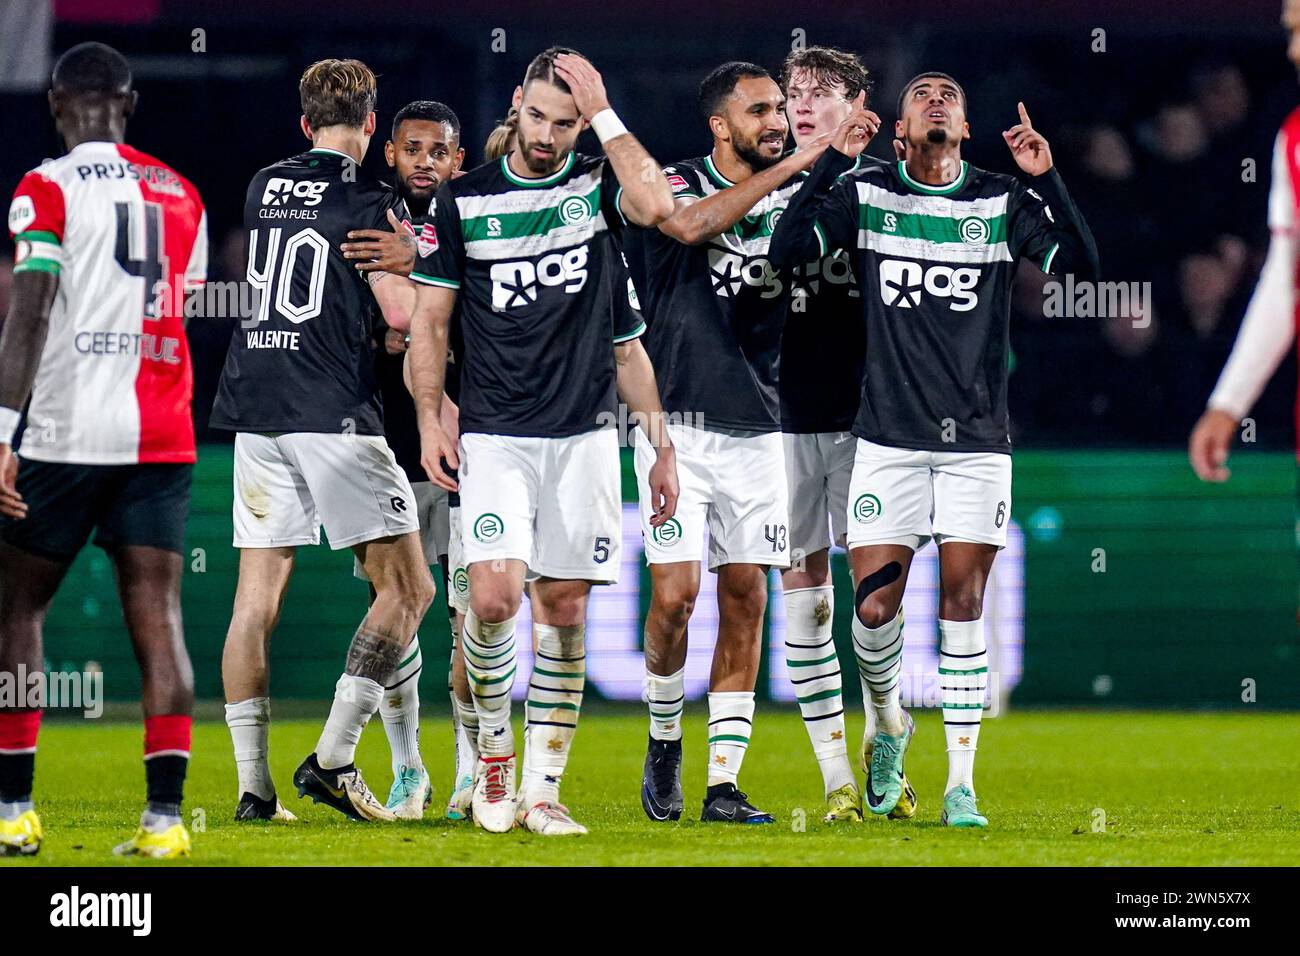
[244,328,301,350]
[74,330,183,365]
[73,159,186,198]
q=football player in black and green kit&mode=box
[770,73,1098,828]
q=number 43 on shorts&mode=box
[764,523,787,553]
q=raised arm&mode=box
[768,99,878,269]
[659,148,820,246]
[1004,102,1100,280]
[554,53,674,227]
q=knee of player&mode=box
[471,593,521,624]
[229,595,282,638]
[716,573,766,619]
[939,591,983,622]
[652,585,697,627]
[855,595,899,630]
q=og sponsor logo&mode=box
[853,493,882,524]
[472,513,504,543]
[489,246,589,309]
[261,178,329,207]
[878,259,980,312]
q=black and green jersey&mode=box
[627,154,802,433]
[781,155,884,434]
[410,153,643,438]
[770,151,1098,453]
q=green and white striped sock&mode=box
[463,609,517,757]
[706,691,754,786]
[521,623,585,806]
[851,607,905,736]
[380,635,423,774]
[940,618,987,794]
[784,586,853,794]
[449,621,479,776]
[645,666,684,742]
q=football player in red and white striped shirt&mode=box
[0,43,204,859]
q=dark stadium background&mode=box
[1,0,1297,708]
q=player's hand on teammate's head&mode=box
[553,53,611,120]
[1002,102,1053,176]
[1188,408,1238,483]
[0,446,27,520]
[342,208,416,276]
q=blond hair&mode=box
[483,107,519,161]
[299,58,377,130]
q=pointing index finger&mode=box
[1018,101,1031,127]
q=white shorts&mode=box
[232,432,419,550]
[447,504,469,613]
[784,431,855,558]
[845,438,1012,551]
[458,429,622,582]
[352,480,449,581]
[635,423,789,571]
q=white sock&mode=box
[463,608,517,757]
[453,694,479,778]
[940,618,987,794]
[851,607,905,736]
[0,799,34,819]
[706,691,754,787]
[380,635,423,773]
[521,623,585,806]
[784,586,854,794]
[449,620,479,778]
[225,696,274,800]
[140,807,182,832]
[315,675,383,770]
[644,666,685,741]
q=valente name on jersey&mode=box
[210,148,403,436]
[770,149,1099,453]
[410,153,643,439]
[628,155,801,433]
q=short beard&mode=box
[398,179,434,215]
[925,127,948,145]
[518,139,565,174]
[734,139,782,171]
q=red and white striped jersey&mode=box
[1208,107,1300,456]
[7,141,206,464]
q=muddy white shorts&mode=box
[232,432,418,550]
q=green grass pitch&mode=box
[6,707,1298,866]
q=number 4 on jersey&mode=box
[114,201,165,319]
